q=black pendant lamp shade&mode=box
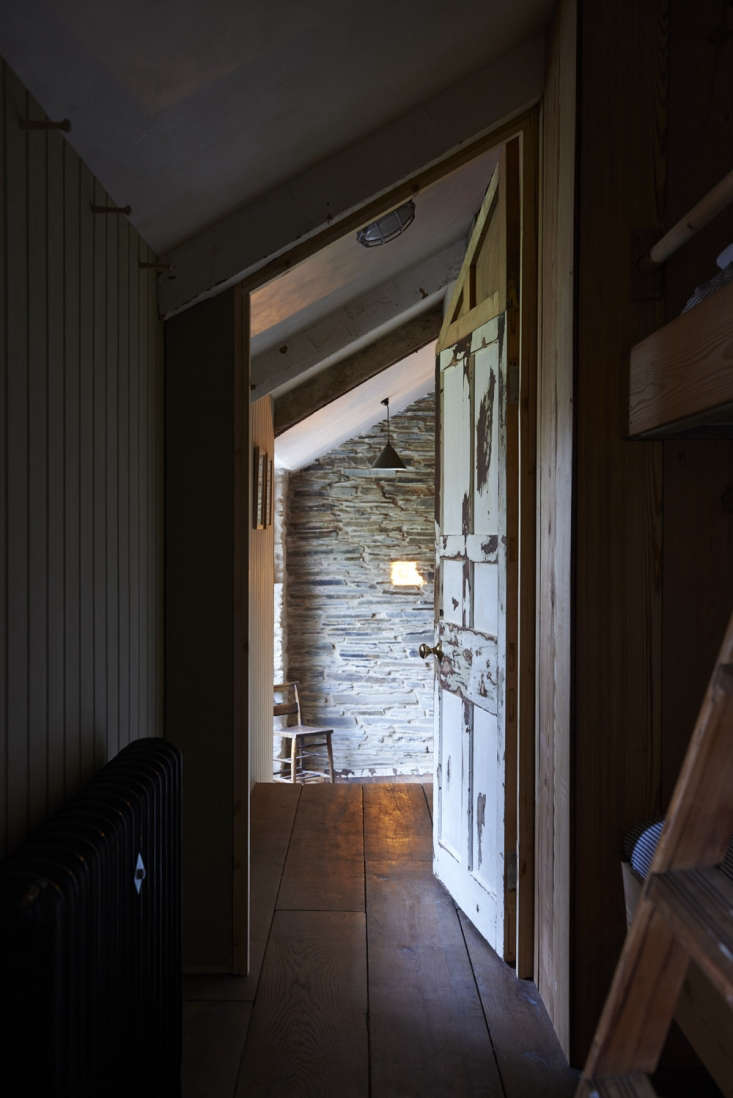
[372,397,407,469]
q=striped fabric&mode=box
[624,820,733,882]
[623,820,664,880]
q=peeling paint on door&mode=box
[434,313,508,954]
[476,792,487,867]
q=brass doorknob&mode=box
[419,641,444,661]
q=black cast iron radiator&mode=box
[0,738,182,1097]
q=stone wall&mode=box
[282,393,435,777]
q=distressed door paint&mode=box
[433,317,510,955]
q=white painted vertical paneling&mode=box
[64,144,81,797]
[0,60,164,858]
[27,88,49,832]
[249,396,275,784]
[0,62,7,853]
[47,94,65,815]
[6,67,30,851]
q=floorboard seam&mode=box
[362,785,372,1098]
[231,784,302,1098]
[420,780,433,824]
[276,907,366,913]
[455,906,509,1098]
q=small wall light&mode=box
[391,561,425,587]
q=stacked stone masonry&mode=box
[281,392,435,778]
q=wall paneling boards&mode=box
[571,0,733,1064]
[1,60,163,857]
[535,0,576,1057]
[165,288,249,974]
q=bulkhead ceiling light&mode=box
[357,200,415,248]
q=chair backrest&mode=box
[273,682,302,728]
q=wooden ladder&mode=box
[577,611,733,1098]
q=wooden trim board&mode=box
[629,279,733,437]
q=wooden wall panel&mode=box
[535,0,576,1057]
[568,0,733,1065]
[165,288,250,974]
[249,397,275,785]
[0,60,164,858]
[660,0,733,806]
[572,0,666,1064]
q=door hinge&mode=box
[506,850,517,891]
[507,363,519,405]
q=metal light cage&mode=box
[357,200,416,248]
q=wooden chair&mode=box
[273,682,335,783]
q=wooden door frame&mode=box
[242,106,539,980]
[515,110,539,979]
[233,284,251,975]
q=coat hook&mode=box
[91,202,132,216]
[138,261,173,272]
[19,116,71,132]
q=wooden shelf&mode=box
[628,279,733,438]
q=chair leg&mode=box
[326,732,335,783]
[290,736,298,784]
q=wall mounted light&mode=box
[391,561,425,587]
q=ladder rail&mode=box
[580,609,733,1089]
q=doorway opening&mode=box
[272,369,437,783]
[246,109,538,980]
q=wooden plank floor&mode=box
[183,782,578,1098]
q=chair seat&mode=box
[277,724,333,738]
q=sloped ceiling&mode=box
[0,0,549,423]
[275,342,436,471]
[0,0,551,251]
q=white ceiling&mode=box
[251,147,497,353]
[0,0,551,251]
[275,341,436,471]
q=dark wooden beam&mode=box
[273,306,442,436]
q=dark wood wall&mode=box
[571,0,733,1064]
[165,288,249,974]
[0,60,163,858]
[659,0,733,806]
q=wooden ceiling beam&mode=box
[251,239,463,398]
[273,305,442,436]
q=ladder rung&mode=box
[647,865,733,1003]
[577,1073,657,1098]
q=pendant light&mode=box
[372,397,407,469]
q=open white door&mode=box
[425,140,524,961]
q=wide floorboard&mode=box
[183,782,577,1098]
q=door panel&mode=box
[441,559,464,626]
[441,360,472,535]
[472,707,500,895]
[433,316,509,953]
[473,337,501,530]
[429,141,524,960]
[437,689,466,863]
